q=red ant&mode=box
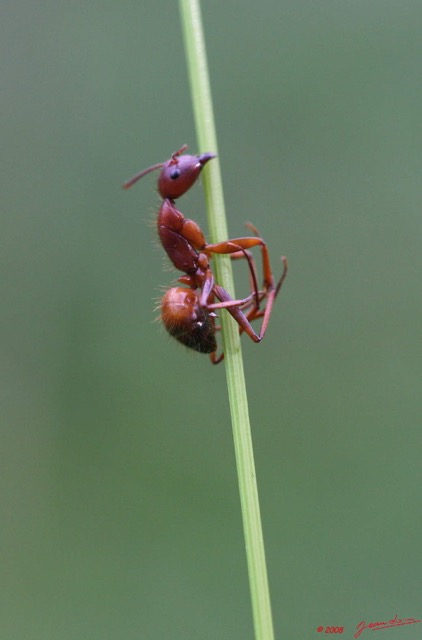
[123,145,287,363]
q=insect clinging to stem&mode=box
[123,144,288,363]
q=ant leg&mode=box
[197,267,259,365]
[208,284,273,365]
[198,266,258,311]
[207,256,288,363]
[244,222,279,297]
[213,285,261,343]
[220,245,261,307]
[207,293,257,311]
[275,256,289,297]
[208,226,287,314]
[210,350,224,365]
[227,248,261,308]
[207,238,269,305]
[240,225,289,331]
[242,256,288,337]
[212,256,288,343]
[204,289,224,365]
[206,236,275,292]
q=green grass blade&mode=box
[179,2,276,638]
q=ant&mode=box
[123,145,287,363]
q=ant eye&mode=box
[169,169,181,180]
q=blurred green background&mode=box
[2,1,421,638]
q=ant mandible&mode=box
[123,144,288,364]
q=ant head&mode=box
[158,151,216,200]
[123,145,216,198]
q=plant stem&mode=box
[179,2,275,639]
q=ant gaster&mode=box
[123,145,287,364]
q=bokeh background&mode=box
[2,1,421,638]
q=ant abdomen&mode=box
[161,287,217,354]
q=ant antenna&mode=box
[122,162,164,189]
